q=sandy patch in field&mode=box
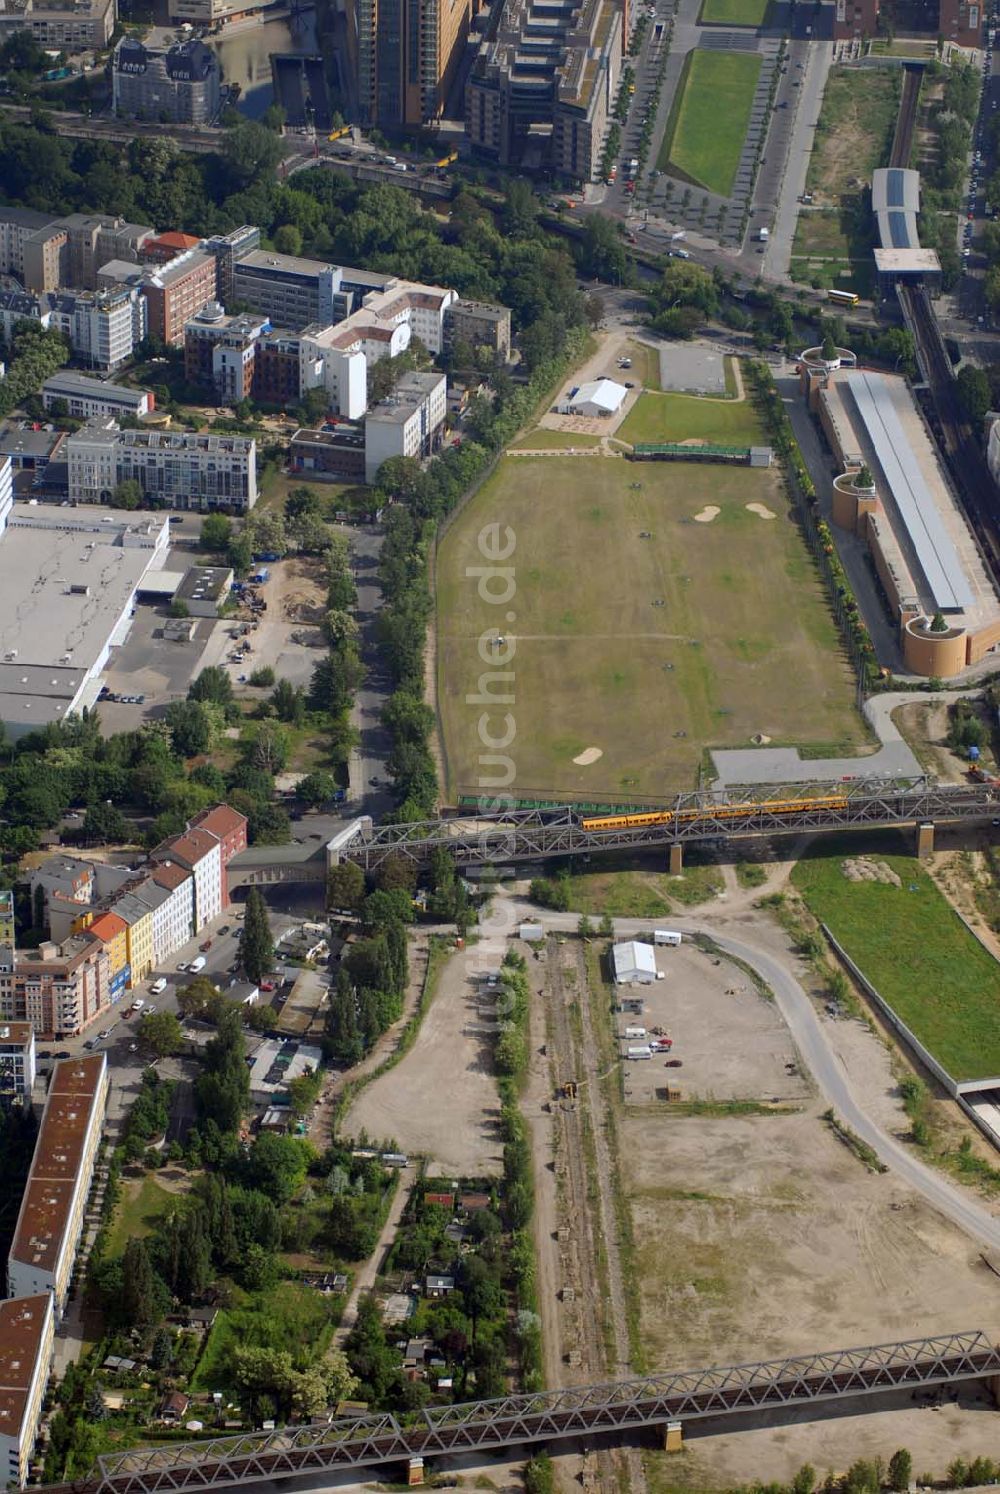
[573,746,603,765]
[693,505,720,523]
[746,502,776,519]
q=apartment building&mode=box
[113,35,222,124]
[365,370,447,482]
[354,0,479,126]
[0,1295,54,1490]
[445,299,512,362]
[183,303,272,403]
[60,215,154,292]
[42,372,153,422]
[0,890,13,943]
[135,867,193,966]
[0,1024,36,1109]
[0,937,110,1040]
[79,911,130,1002]
[142,251,218,347]
[47,287,147,372]
[66,424,258,512]
[0,0,114,48]
[150,828,223,932]
[142,232,202,266]
[467,0,620,179]
[22,225,69,295]
[107,893,155,987]
[232,250,338,330]
[190,804,248,905]
[8,1055,109,1314]
[0,207,59,282]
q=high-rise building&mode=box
[355,0,479,127]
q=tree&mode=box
[110,479,142,510]
[138,1010,183,1058]
[245,1131,309,1203]
[121,1238,164,1331]
[327,859,365,911]
[274,223,303,256]
[189,666,234,707]
[580,214,627,282]
[165,699,211,757]
[82,801,128,844]
[956,362,991,431]
[241,886,274,983]
[201,513,232,552]
[524,1455,556,1494]
[362,888,413,932]
[270,678,306,724]
[223,120,285,186]
[178,975,220,1018]
[887,1450,912,1493]
[296,770,337,808]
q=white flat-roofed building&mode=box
[612,941,657,985]
[364,371,447,483]
[0,506,169,737]
[67,424,257,513]
[0,1294,55,1489]
[7,1055,108,1313]
[0,1023,36,1109]
[42,372,153,422]
[0,454,11,539]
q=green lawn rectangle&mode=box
[192,1283,340,1394]
[105,1175,179,1258]
[618,390,765,447]
[792,847,1000,1082]
[699,0,769,24]
[659,50,762,196]
[435,455,864,800]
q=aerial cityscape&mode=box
[2,0,1000,1489]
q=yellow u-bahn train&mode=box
[580,795,850,832]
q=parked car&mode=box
[200,939,212,951]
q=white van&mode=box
[150,978,167,996]
[189,955,207,974]
[624,1026,647,1039]
[627,1045,652,1060]
[654,930,682,946]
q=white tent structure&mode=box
[612,940,657,985]
[568,377,627,417]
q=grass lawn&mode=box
[699,0,769,22]
[793,844,1000,1082]
[806,65,900,202]
[618,391,764,448]
[508,431,604,451]
[105,1175,181,1258]
[555,859,723,916]
[435,456,864,800]
[191,1282,340,1394]
[257,465,366,517]
[658,51,762,196]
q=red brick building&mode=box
[190,804,248,905]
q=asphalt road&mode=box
[505,904,1000,1252]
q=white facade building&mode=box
[67,425,257,513]
[0,1023,36,1108]
[42,372,152,422]
[364,371,447,483]
[298,330,368,420]
[139,864,195,963]
[151,829,222,932]
[0,454,12,539]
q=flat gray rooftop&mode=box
[848,370,973,611]
[0,513,159,727]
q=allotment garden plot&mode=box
[435,455,863,799]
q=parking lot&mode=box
[616,941,811,1104]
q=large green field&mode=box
[793,846,1000,1082]
[618,390,764,447]
[658,50,762,196]
[435,456,864,800]
[699,0,769,23]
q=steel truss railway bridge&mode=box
[329,777,1000,873]
[40,1333,1000,1493]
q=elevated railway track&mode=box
[34,1333,1000,1493]
[329,778,1000,871]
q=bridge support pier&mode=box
[986,1374,1000,1407]
[668,844,683,875]
[663,1420,684,1452]
[916,821,935,860]
[407,1456,425,1485]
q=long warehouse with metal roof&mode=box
[806,359,1000,677]
[871,167,941,287]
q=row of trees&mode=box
[0,319,71,417]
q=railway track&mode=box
[889,65,922,168]
[898,282,1000,581]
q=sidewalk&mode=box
[332,1163,414,1349]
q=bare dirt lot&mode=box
[342,946,503,1178]
[615,942,811,1105]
